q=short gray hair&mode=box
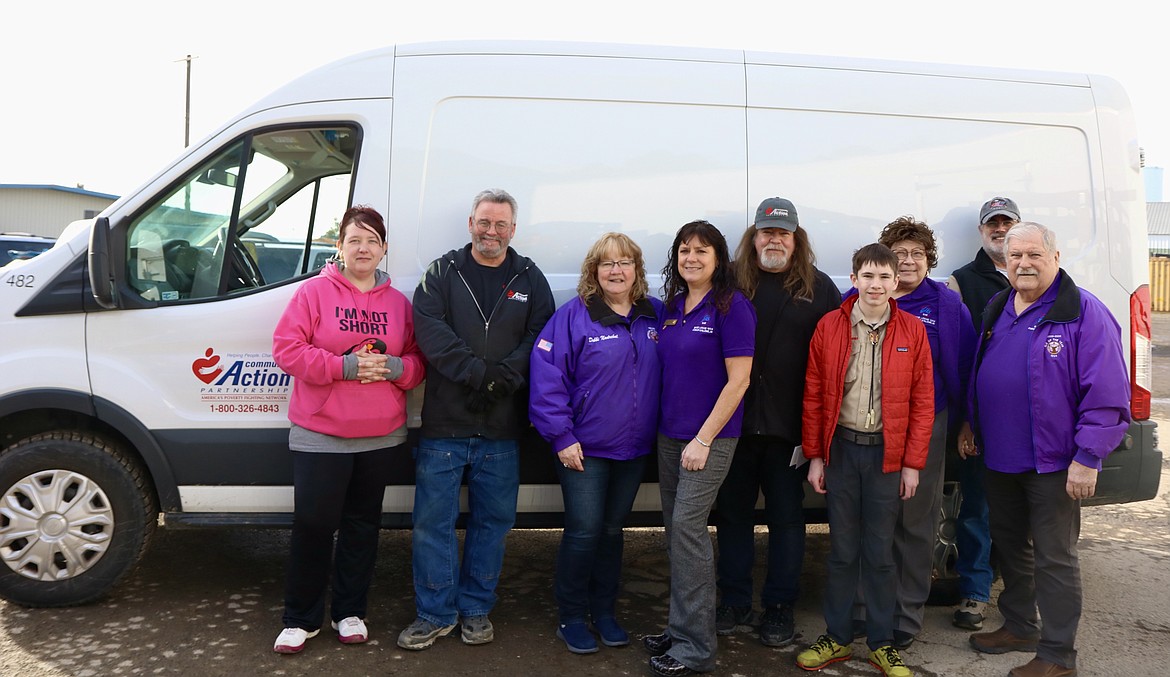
[1005,221,1057,253]
[470,189,518,222]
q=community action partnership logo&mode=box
[192,347,291,404]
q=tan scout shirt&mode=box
[837,302,890,432]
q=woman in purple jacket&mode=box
[529,232,662,655]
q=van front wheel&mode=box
[0,432,156,607]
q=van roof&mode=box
[253,40,1091,117]
[393,40,1090,86]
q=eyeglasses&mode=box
[598,259,635,271]
[474,220,512,233]
[892,249,927,261]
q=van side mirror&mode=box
[89,216,117,309]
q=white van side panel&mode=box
[745,63,1142,345]
[388,53,749,303]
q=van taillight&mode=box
[1131,285,1152,420]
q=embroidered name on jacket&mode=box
[588,334,620,343]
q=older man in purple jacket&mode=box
[960,222,1130,677]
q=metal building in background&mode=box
[0,184,118,238]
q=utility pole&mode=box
[175,54,197,147]
[176,54,197,211]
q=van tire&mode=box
[928,480,962,606]
[0,432,156,607]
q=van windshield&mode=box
[124,126,357,301]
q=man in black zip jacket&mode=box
[398,189,554,652]
[944,196,1018,632]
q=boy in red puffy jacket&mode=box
[795,243,934,677]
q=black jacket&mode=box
[950,248,1010,334]
[740,268,841,443]
[413,244,555,439]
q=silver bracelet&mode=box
[694,435,711,448]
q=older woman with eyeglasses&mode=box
[529,233,663,655]
[846,216,977,649]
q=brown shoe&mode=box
[1008,657,1077,677]
[968,626,1039,654]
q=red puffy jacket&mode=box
[802,295,934,473]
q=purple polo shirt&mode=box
[657,290,756,439]
[893,284,946,412]
[976,279,1060,473]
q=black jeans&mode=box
[282,446,397,630]
[714,435,807,608]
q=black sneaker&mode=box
[642,631,672,656]
[759,603,796,647]
[715,605,753,636]
[953,598,986,631]
[649,654,695,677]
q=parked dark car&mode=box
[0,232,55,267]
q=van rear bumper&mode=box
[1086,419,1162,506]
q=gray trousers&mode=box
[893,410,946,634]
[853,411,946,636]
[657,433,737,672]
[986,468,1081,669]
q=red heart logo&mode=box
[192,348,223,384]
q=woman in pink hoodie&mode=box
[271,206,425,654]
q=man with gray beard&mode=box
[712,197,841,647]
[945,196,1018,631]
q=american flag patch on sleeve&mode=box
[538,338,553,352]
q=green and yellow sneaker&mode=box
[795,634,852,671]
[868,645,912,677]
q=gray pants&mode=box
[657,434,737,672]
[986,468,1081,669]
[853,411,946,636]
[893,410,946,634]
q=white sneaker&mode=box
[274,627,320,653]
[332,616,368,644]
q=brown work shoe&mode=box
[968,626,1039,654]
[1008,657,1077,677]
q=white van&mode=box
[0,41,1159,607]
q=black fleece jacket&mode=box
[413,244,555,440]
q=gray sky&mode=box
[4,0,1165,197]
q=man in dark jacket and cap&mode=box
[712,197,841,646]
[945,196,1019,631]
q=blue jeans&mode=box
[956,452,994,603]
[554,454,649,624]
[411,436,519,626]
[714,435,807,608]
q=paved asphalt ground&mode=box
[0,319,1168,676]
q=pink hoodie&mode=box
[273,262,425,438]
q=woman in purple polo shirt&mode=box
[642,220,756,677]
[529,233,662,655]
